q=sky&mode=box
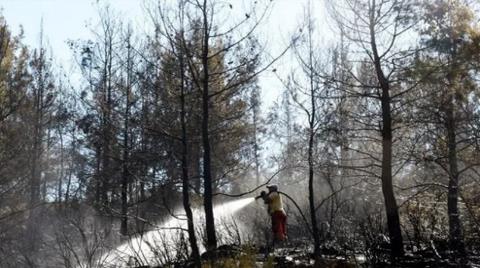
[0,0,332,160]
[1,0,332,106]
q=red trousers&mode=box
[271,211,287,241]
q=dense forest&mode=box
[1,0,480,267]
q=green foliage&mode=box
[421,0,477,53]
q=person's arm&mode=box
[255,191,266,200]
[255,191,270,204]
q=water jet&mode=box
[85,197,255,267]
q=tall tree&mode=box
[249,83,263,185]
[415,0,480,257]
[327,0,419,258]
[0,14,30,227]
[0,15,30,207]
[74,7,123,209]
[286,3,324,257]
[25,27,58,251]
[150,1,204,263]
[199,0,217,249]
[172,0,277,250]
[27,29,56,206]
[120,26,136,236]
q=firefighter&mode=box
[256,184,287,242]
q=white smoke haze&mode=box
[83,197,256,267]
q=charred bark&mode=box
[369,0,404,257]
[201,0,217,251]
[308,113,320,258]
[307,25,321,258]
[180,48,201,266]
[445,96,466,257]
[120,39,132,236]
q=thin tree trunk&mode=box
[140,84,148,202]
[120,83,130,236]
[308,122,320,258]
[121,37,133,236]
[193,145,202,194]
[445,96,466,257]
[101,33,114,207]
[380,94,403,258]
[95,148,101,205]
[251,90,261,185]
[306,20,320,258]
[253,116,260,185]
[30,140,41,207]
[369,0,404,257]
[30,50,44,208]
[180,45,201,266]
[27,44,46,252]
[120,118,129,235]
[101,89,111,206]
[57,127,64,203]
[65,165,72,204]
[201,0,217,251]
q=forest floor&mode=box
[165,244,480,268]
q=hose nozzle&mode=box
[255,190,267,200]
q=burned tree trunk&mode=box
[120,37,132,236]
[180,52,201,267]
[308,103,320,258]
[201,0,217,251]
[445,95,466,257]
[379,88,404,258]
[369,2,404,257]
